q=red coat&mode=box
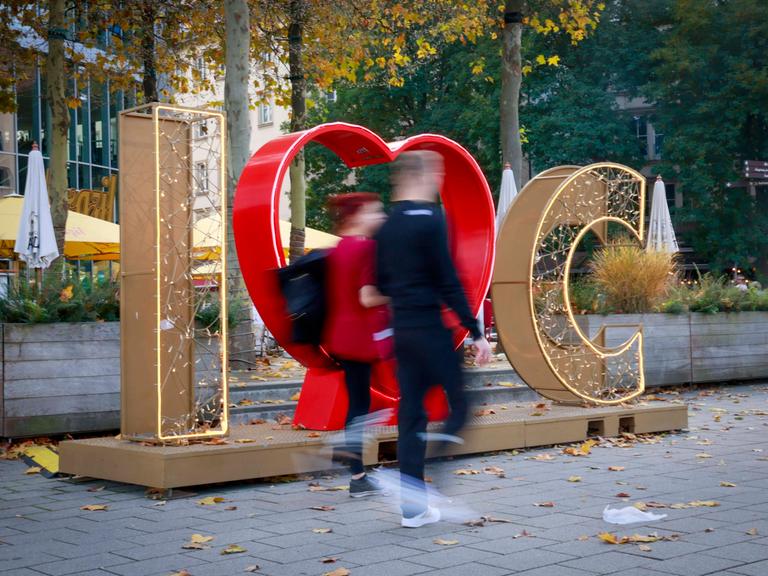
[322,236,390,362]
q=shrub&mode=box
[0,273,120,323]
[589,239,677,314]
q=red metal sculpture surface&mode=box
[234,122,495,430]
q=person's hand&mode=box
[472,336,492,365]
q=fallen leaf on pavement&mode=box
[531,453,556,461]
[202,438,228,445]
[719,481,736,487]
[244,566,260,573]
[169,571,192,576]
[608,466,625,472]
[309,485,348,492]
[80,504,108,511]
[483,466,505,477]
[321,557,340,564]
[311,505,336,512]
[24,466,41,475]
[534,501,555,507]
[598,532,620,544]
[434,539,459,546]
[568,476,582,483]
[475,409,496,417]
[87,485,105,492]
[313,528,333,534]
[307,432,322,438]
[484,516,514,523]
[577,535,589,541]
[221,544,247,555]
[616,492,631,498]
[290,392,301,401]
[638,544,653,552]
[275,414,292,425]
[746,528,759,536]
[454,469,480,475]
[197,496,226,506]
[696,453,713,459]
[323,568,350,576]
[234,438,255,444]
[182,534,214,550]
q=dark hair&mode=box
[326,192,380,231]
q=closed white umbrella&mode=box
[478,162,518,342]
[14,143,59,268]
[496,162,518,238]
[647,175,679,253]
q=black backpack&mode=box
[276,249,328,345]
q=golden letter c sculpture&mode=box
[492,163,647,405]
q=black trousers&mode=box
[337,358,372,476]
[395,325,467,517]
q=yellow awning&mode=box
[193,214,339,260]
[0,196,120,261]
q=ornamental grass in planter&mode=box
[587,239,677,314]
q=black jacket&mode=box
[376,200,481,340]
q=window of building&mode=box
[16,75,36,156]
[195,119,209,139]
[90,80,107,166]
[653,131,664,160]
[196,162,209,195]
[195,57,207,81]
[258,103,273,126]
[633,115,648,159]
[0,153,15,194]
[0,113,15,155]
[326,90,337,103]
[0,167,11,189]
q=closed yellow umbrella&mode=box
[0,195,120,260]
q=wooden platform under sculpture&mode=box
[59,401,687,489]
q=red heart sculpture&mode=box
[234,122,495,429]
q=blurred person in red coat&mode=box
[323,192,390,497]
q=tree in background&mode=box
[648,0,768,273]
[0,0,71,262]
[252,0,495,259]
[300,1,615,229]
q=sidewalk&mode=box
[1,383,767,576]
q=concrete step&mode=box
[226,366,541,424]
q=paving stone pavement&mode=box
[2,382,767,576]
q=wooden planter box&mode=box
[2,313,767,437]
[0,323,225,439]
[0,322,120,438]
[577,312,768,387]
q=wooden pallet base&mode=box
[59,401,688,489]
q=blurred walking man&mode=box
[376,151,492,528]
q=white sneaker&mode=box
[401,506,441,528]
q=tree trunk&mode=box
[500,0,524,191]
[288,0,307,263]
[46,0,69,263]
[140,1,158,103]
[224,0,255,366]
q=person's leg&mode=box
[339,359,371,477]
[433,329,468,438]
[395,329,430,517]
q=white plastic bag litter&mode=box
[602,505,667,525]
